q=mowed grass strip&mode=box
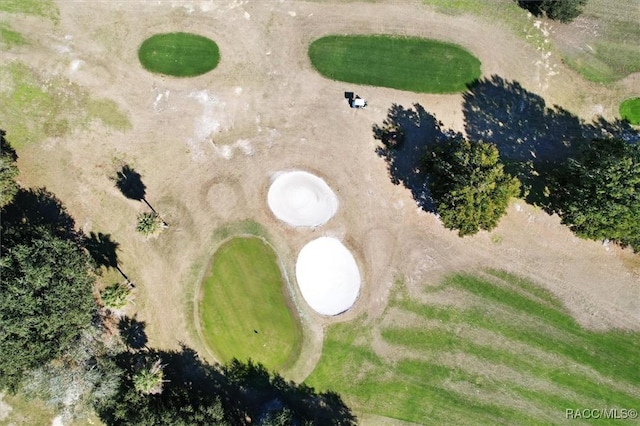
[306,272,640,424]
[308,35,481,93]
[138,32,219,77]
[620,97,640,125]
[198,237,302,371]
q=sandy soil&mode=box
[5,0,640,388]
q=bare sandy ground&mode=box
[5,0,640,385]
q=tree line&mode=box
[0,130,356,425]
[374,77,640,250]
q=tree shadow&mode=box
[98,345,357,425]
[118,316,148,350]
[114,165,146,202]
[1,187,79,244]
[462,75,639,208]
[374,103,462,212]
[85,232,130,281]
[113,165,168,226]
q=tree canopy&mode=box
[1,185,97,391]
[517,0,587,23]
[550,138,640,251]
[0,130,19,208]
[423,138,521,236]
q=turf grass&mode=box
[138,32,220,77]
[308,35,481,93]
[198,237,302,371]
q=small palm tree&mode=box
[133,359,165,395]
[136,212,161,236]
[100,282,131,310]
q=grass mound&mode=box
[198,237,302,371]
[308,35,481,93]
[307,271,640,423]
[138,32,220,77]
[620,97,640,125]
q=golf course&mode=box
[1,0,639,424]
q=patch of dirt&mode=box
[5,0,639,386]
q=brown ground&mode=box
[6,0,640,385]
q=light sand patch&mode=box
[267,171,338,227]
[296,237,361,316]
[0,392,12,421]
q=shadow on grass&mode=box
[98,344,357,425]
[462,75,639,208]
[1,188,79,244]
[374,103,462,213]
[118,316,148,350]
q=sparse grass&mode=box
[0,0,58,20]
[0,392,103,425]
[0,62,130,149]
[620,98,640,125]
[306,271,640,424]
[138,32,220,77]
[422,0,640,82]
[308,35,481,93]
[198,237,302,371]
[0,23,27,49]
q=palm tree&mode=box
[114,165,168,227]
[136,212,161,236]
[133,359,166,395]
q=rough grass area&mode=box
[0,23,27,49]
[620,98,640,125]
[306,271,640,424]
[198,237,302,371]
[423,0,640,82]
[138,32,220,77]
[308,35,481,93]
[0,62,130,149]
[0,0,58,20]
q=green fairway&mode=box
[138,32,220,77]
[308,35,481,93]
[620,97,640,125]
[198,237,302,371]
[306,270,640,424]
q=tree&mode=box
[0,225,97,391]
[423,138,521,236]
[549,138,640,250]
[517,0,587,23]
[136,212,162,235]
[101,282,132,310]
[133,359,165,395]
[0,130,19,208]
[21,328,123,422]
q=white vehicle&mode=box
[350,96,367,108]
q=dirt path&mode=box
[7,0,639,384]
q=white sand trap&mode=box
[268,171,338,227]
[296,237,361,315]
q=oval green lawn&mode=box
[309,35,481,93]
[198,237,302,371]
[138,32,219,77]
[620,97,640,125]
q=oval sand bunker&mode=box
[268,171,338,227]
[296,237,361,316]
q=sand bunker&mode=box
[268,171,338,227]
[296,237,361,316]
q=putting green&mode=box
[138,32,219,77]
[620,97,640,125]
[198,237,302,370]
[308,35,481,93]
